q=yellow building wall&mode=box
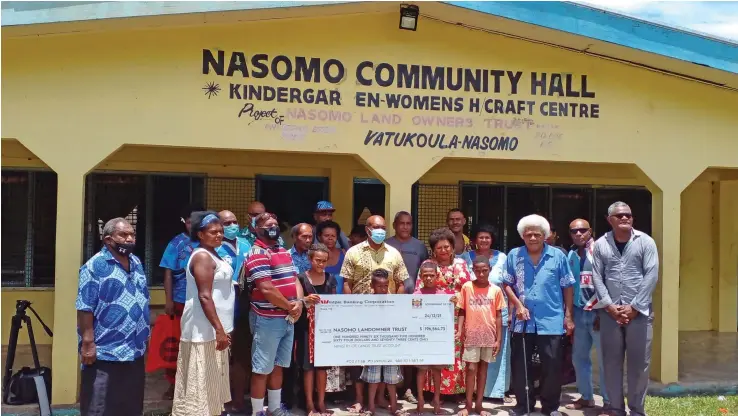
[1,290,54,345]
[713,180,738,332]
[2,9,738,404]
[679,180,714,331]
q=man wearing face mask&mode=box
[218,210,252,287]
[242,213,304,416]
[340,215,409,413]
[158,204,202,398]
[221,209,253,414]
[77,218,150,416]
[241,201,285,247]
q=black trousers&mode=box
[282,348,301,409]
[80,357,145,416]
[510,333,563,413]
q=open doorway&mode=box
[353,178,385,227]
[256,175,329,245]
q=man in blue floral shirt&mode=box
[77,218,150,416]
[503,214,575,416]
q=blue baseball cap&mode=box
[315,201,335,212]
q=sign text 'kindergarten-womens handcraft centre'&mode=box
[201,49,603,152]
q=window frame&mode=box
[1,168,58,288]
[84,171,206,286]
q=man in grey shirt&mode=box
[592,201,659,416]
[386,211,428,293]
[385,210,428,405]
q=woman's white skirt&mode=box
[171,340,231,416]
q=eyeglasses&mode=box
[611,213,633,220]
[569,228,590,235]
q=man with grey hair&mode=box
[77,218,150,416]
[592,202,658,416]
[503,214,575,416]
[289,223,314,274]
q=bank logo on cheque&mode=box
[412,298,423,309]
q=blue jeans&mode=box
[249,312,295,375]
[573,307,608,403]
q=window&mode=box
[84,173,205,285]
[505,186,550,250]
[421,183,651,253]
[1,170,58,287]
[551,187,593,249]
[593,188,652,237]
[353,178,385,227]
[460,184,504,251]
[256,175,328,226]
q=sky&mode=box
[571,1,738,43]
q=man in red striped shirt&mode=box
[242,213,304,416]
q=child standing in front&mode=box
[413,260,457,415]
[362,269,405,416]
[458,256,506,416]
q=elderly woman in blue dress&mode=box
[459,224,511,404]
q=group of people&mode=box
[76,198,658,416]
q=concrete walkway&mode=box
[2,391,608,416]
[277,393,608,416]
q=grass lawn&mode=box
[646,395,738,416]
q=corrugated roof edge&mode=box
[444,1,738,75]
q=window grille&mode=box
[1,170,58,287]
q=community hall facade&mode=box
[2,0,737,406]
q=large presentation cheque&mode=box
[314,294,455,367]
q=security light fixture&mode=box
[399,4,419,31]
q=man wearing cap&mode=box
[313,201,350,250]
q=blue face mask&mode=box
[223,224,240,240]
[369,228,386,244]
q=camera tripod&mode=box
[3,299,53,412]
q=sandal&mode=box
[456,410,469,416]
[394,410,410,416]
[308,411,322,416]
[347,403,364,414]
[479,412,493,416]
[565,398,595,410]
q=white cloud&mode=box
[572,1,738,42]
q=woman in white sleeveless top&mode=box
[172,211,235,416]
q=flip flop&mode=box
[308,411,322,416]
[479,411,493,416]
[394,410,410,416]
[347,404,364,414]
[456,410,469,416]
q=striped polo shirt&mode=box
[244,239,298,318]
